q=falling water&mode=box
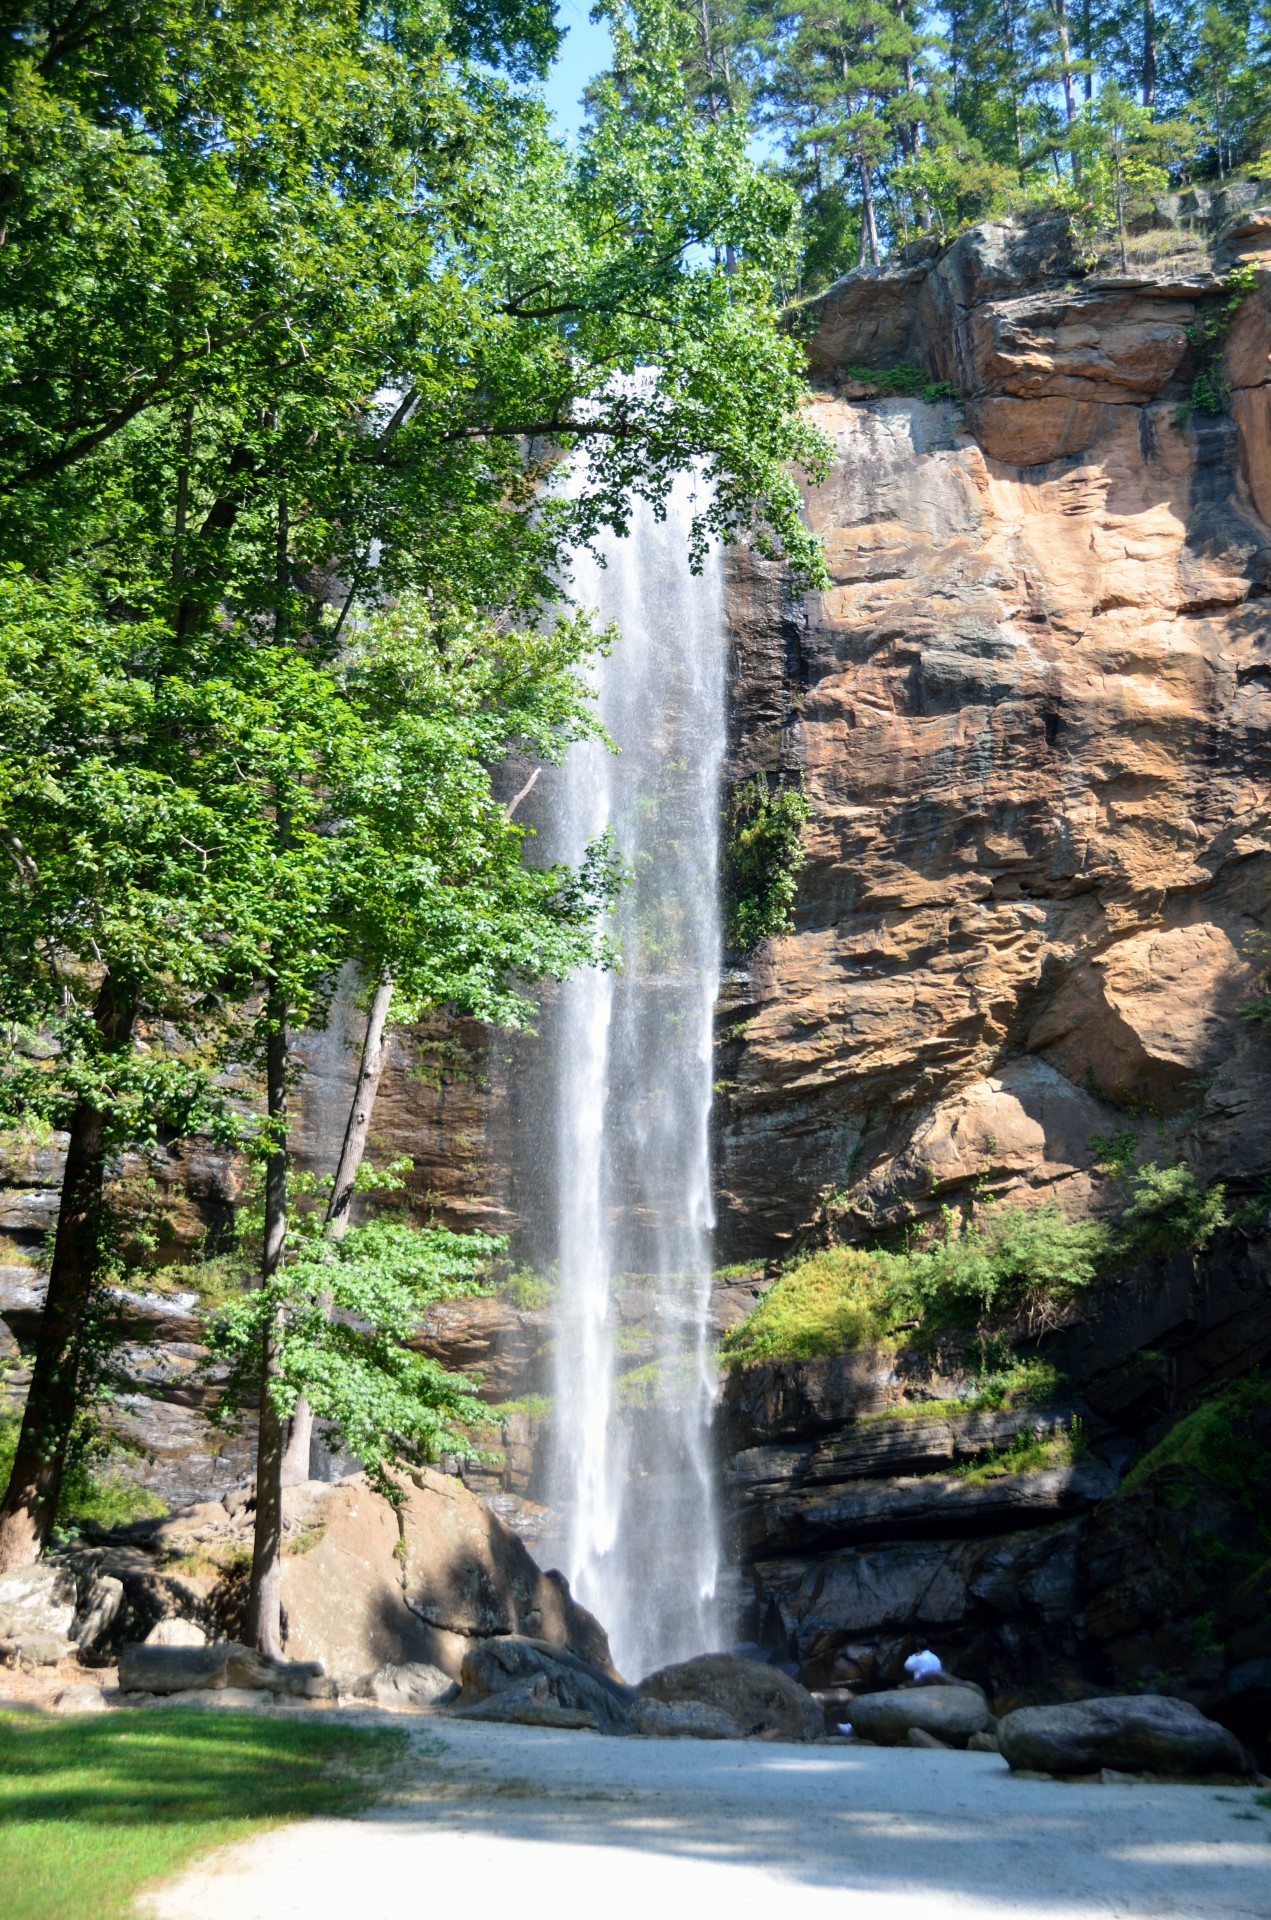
[542,477,726,1681]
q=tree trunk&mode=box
[279,971,394,1486]
[244,993,289,1657]
[0,976,137,1570]
[1142,0,1157,108]
[858,153,880,267]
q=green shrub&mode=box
[722,777,811,952]
[876,1201,1109,1327]
[722,1204,1103,1367]
[1119,1162,1228,1260]
[0,1411,165,1534]
[501,1267,554,1312]
[845,362,954,404]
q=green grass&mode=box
[856,1357,1066,1422]
[0,1708,410,1920]
[486,1393,553,1423]
[720,1246,892,1364]
[952,1420,1084,1484]
[1120,1373,1271,1503]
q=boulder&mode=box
[370,1662,458,1709]
[636,1654,822,1743]
[145,1617,207,1648]
[629,1698,745,1740]
[906,1727,950,1749]
[996,1696,1255,1778]
[453,1635,634,1735]
[117,1641,334,1699]
[0,1564,76,1640]
[278,1472,614,1689]
[9,1634,69,1669]
[454,1674,599,1731]
[847,1686,992,1748]
[71,1575,124,1651]
[118,1643,233,1694]
[54,1683,108,1713]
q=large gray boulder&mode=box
[637,1654,822,1743]
[848,1686,992,1748]
[453,1635,635,1734]
[997,1696,1254,1778]
[629,1698,745,1740]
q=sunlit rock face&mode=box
[714,218,1271,1257]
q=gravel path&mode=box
[146,1716,1271,1920]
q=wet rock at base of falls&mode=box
[636,1653,823,1743]
[628,1698,746,1739]
[451,1635,636,1734]
[847,1686,992,1748]
[996,1696,1255,1778]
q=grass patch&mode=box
[1120,1373,1271,1503]
[486,1393,552,1423]
[0,1708,409,1920]
[952,1420,1085,1484]
[500,1267,554,1312]
[856,1357,1066,1422]
[720,1246,891,1364]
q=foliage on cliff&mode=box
[722,1164,1231,1366]
[722,777,811,951]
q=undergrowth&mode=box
[721,1201,1105,1366]
[952,1418,1086,1484]
[845,362,955,404]
[0,1412,165,1534]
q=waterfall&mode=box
[541,477,726,1681]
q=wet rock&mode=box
[847,1686,991,1748]
[997,1696,1254,1778]
[967,1728,1000,1752]
[906,1727,950,1749]
[637,1653,822,1743]
[628,1698,745,1740]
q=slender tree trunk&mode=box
[0,976,137,1570]
[279,970,394,1486]
[1082,0,1093,102]
[859,153,880,267]
[244,991,289,1657]
[1142,0,1157,108]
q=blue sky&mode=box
[541,2,613,137]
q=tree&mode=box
[1077,80,1193,267]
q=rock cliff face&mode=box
[716,216,1271,1257]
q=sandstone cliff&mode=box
[716,213,1271,1257]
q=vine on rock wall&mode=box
[1177,260,1260,420]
